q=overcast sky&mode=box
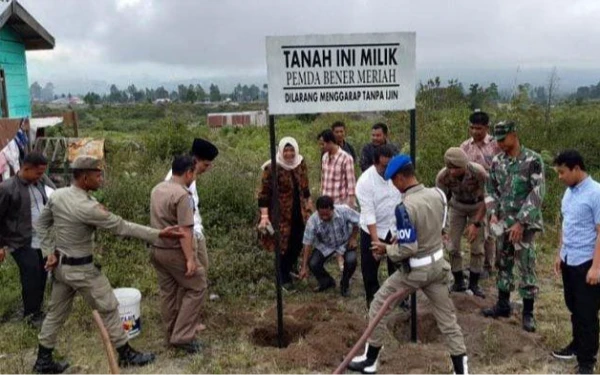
[20,0,600,91]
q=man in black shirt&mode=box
[360,123,400,172]
[0,153,54,328]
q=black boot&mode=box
[348,344,381,374]
[468,272,485,298]
[117,342,156,367]
[171,339,203,354]
[578,363,595,374]
[340,278,350,297]
[451,271,467,292]
[451,354,469,374]
[33,345,70,374]
[482,290,511,318]
[522,298,536,332]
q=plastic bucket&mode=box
[113,288,142,339]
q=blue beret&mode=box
[384,154,413,180]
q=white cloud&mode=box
[16,0,600,92]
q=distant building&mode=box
[50,96,83,106]
[69,96,84,105]
[0,0,54,118]
[207,110,267,128]
[153,98,171,105]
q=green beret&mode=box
[493,121,517,141]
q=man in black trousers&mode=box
[355,145,401,307]
[0,153,54,328]
[551,150,600,374]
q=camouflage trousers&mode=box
[496,230,539,300]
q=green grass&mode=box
[0,100,598,373]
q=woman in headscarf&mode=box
[257,136,313,289]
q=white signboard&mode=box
[266,32,416,115]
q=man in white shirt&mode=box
[355,145,402,307]
[164,138,218,332]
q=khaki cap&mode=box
[71,156,103,170]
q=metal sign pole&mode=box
[409,108,417,343]
[268,114,284,348]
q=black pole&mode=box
[268,114,284,348]
[410,109,416,168]
[409,108,417,343]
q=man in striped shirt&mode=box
[460,111,501,278]
[551,150,600,374]
[318,129,356,208]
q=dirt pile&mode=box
[248,291,549,373]
[250,316,313,348]
[249,301,364,370]
[387,292,547,373]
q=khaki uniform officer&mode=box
[164,138,219,273]
[348,154,468,375]
[436,147,488,298]
[33,156,183,374]
[164,138,218,333]
[151,155,207,354]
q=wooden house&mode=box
[0,0,54,149]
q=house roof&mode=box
[0,0,54,50]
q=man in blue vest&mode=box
[347,155,468,374]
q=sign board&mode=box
[266,32,416,115]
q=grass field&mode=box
[0,99,598,373]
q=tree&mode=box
[30,81,42,101]
[533,86,547,104]
[232,83,243,102]
[83,91,101,105]
[209,84,221,102]
[145,88,156,102]
[416,77,465,109]
[467,83,485,110]
[512,83,532,109]
[485,83,500,103]
[133,89,145,103]
[195,84,206,102]
[109,84,123,103]
[545,67,559,126]
[185,84,197,103]
[155,86,169,99]
[248,84,260,101]
[127,84,138,102]
[177,84,188,102]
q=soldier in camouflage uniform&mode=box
[436,148,488,298]
[481,121,545,333]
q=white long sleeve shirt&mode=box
[355,165,402,239]
[165,170,203,239]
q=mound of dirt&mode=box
[251,301,364,369]
[250,317,313,348]
[387,291,547,373]
[247,286,551,373]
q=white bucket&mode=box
[113,288,142,339]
